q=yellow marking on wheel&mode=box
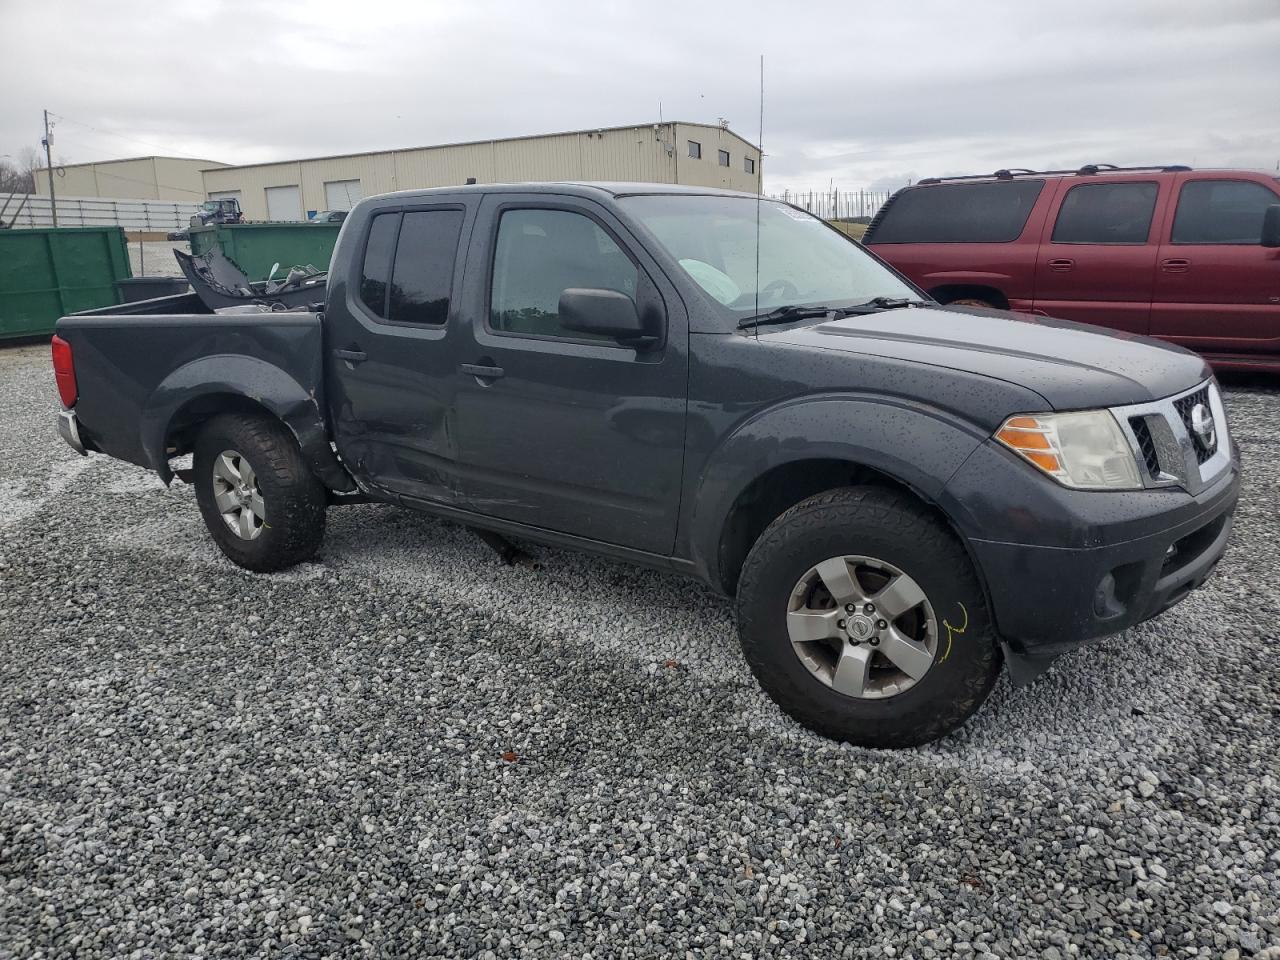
[938,602,969,664]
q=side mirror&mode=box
[1262,205,1280,248]
[559,288,655,346]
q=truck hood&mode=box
[766,304,1211,409]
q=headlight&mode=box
[995,411,1142,490]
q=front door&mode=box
[450,194,688,555]
[1150,176,1280,356]
[325,199,472,503]
[1032,178,1166,334]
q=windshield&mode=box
[620,195,918,323]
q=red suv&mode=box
[864,165,1280,371]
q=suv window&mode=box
[867,180,1044,243]
[359,212,399,317]
[387,209,465,325]
[490,208,638,340]
[1051,182,1158,244]
[1171,179,1280,244]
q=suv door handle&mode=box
[459,362,505,381]
[333,348,367,364]
[1047,258,1074,272]
[1161,258,1191,273]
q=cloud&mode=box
[1,0,1276,192]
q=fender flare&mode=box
[140,354,355,491]
[687,393,988,591]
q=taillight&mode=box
[51,335,78,408]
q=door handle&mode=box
[1047,258,1074,272]
[1161,258,1191,273]
[333,348,367,364]
[459,362,505,381]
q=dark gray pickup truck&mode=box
[52,183,1239,747]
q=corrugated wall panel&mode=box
[674,123,761,192]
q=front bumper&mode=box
[944,438,1240,658]
[58,409,87,456]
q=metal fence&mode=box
[0,193,200,232]
[768,189,893,221]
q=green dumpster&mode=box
[189,223,340,281]
[0,227,131,341]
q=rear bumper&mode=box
[57,409,87,456]
[945,440,1240,657]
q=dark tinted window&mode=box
[1171,179,1280,244]
[1051,182,1157,244]
[387,209,464,325]
[745,157,755,174]
[359,213,399,317]
[490,208,638,340]
[688,140,701,159]
[718,150,730,167]
[867,180,1044,243]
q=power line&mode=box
[47,112,220,164]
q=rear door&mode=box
[449,193,689,555]
[1149,174,1280,356]
[325,197,473,503]
[1032,178,1169,334]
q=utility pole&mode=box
[42,109,57,227]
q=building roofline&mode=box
[34,155,229,175]
[201,122,760,174]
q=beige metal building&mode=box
[201,122,762,221]
[34,156,228,202]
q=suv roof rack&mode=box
[916,164,1192,185]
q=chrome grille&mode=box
[1128,416,1160,478]
[1172,386,1215,463]
[1112,380,1230,494]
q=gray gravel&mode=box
[127,240,189,279]
[1,342,1277,959]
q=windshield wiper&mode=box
[849,296,932,311]
[736,304,842,331]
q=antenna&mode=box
[753,54,764,341]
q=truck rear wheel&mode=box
[735,486,1001,748]
[192,414,327,572]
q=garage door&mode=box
[265,185,302,221]
[207,190,242,203]
[324,179,362,211]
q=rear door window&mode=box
[359,213,399,317]
[1051,182,1158,244]
[388,210,465,325]
[867,180,1044,243]
[1170,179,1280,244]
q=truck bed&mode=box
[56,302,326,479]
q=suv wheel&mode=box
[735,486,1001,748]
[193,414,327,572]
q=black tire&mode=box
[736,486,1001,748]
[192,414,327,572]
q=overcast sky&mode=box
[2,0,1277,193]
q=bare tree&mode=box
[0,146,40,193]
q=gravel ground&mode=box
[127,240,189,279]
[1,342,1277,959]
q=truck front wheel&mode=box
[735,486,1000,748]
[192,414,327,572]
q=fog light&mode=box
[1093,572,1124,619]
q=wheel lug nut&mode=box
[863,602,875,613]
[845,604,855,613]
[877,619,888,629]
[837,619,846,629]
[869,637,879,646]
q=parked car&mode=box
[190,197,244,228]
[309,210,348,224]
[51,183,1239,747]
[863,165,1280,372]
